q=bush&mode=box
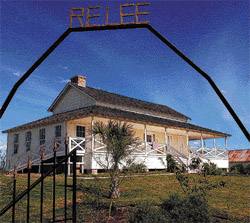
[128,202,166,223]
[230,164,245,174]
[161,193,210,223]
[202,162,222,176]
[166,154,179,173]
[129,193,210,223]
[245,164,250,175]
[127,163,147,173]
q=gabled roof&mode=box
[48,82,190,121]
[3,105,230,138]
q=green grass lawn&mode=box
[0,173,249,222]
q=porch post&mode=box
[91,116,97,174]
[144,124,147,156]
[200,133,204,155]
[91,116,95,152]
[68,137,71,175]
[186,131,189,166]
[164,128,168,152]
[186,131,189,147]
[225,136,228,149]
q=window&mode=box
[25,131,32,151]
[39,128,46,145]
[13,134,19,154]
[146,134,155,143]
[55,125,61,138]
[167,135,173,146]
[76,126,85,138]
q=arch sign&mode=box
[70,2,150,28]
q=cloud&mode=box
[13,71,21,77]
[12,75,59,108]
[0,65,22,77]
[59,79,70,83]
[58,65,69,70]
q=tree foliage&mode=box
[92,120,138,199]
[230,163,244,174]
[202,162,222,176]
[166,154,179,173]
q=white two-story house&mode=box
[3,75,230,173]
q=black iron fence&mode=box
[0,140,78,222]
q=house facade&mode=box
[3,75,230,173]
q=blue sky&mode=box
[0,0,249,149]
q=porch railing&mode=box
[93,138,167,156]
[190,146,228,160]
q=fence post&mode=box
[64,136,68,221]
[12,167,16,223]
[27,157,32,223]
[72,149,77,222]
[40,148,44,223]
[52,142,57,222]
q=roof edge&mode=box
[3,105,230,137]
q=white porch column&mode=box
[200,133,204,155]
[213,137,216,148]
[91,116,97,174]
[186,131,190,166]
[225,137,228,149]
[186,131,189,147]
[68,137,71,175]
[144,124,147,156]
[164,128,168,153]
[91,116,95,153]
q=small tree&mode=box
[92,120,138,199]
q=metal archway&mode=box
[1,23,249,141]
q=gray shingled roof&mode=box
[71,83,190,121]
[3,105,230,137]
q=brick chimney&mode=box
[70,75,86,87]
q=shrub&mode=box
[128,202,166,223]
[161,193,210,223]
[230,163,245,174]
[166,154,179,173]
[245,164,250,175]
[127,163,147,173]
[202,162,222,176]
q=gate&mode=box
[0,139,78,222]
